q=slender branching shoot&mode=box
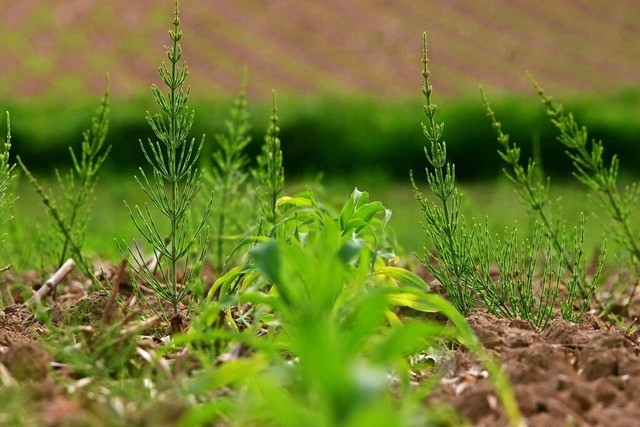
[122,1,212,323]
[18,78,111,276]
[531,77,640,265]
[529,77,637,317]
[411,33,475,315]
[254,91,284,226]
[205,70,252,273]
[480,87,603,312]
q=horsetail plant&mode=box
[0,112,16,271]
[531,77,637,315]
[17,78,111,277]
[122,1,212,324]
[254,91,284,226]
[205,70,253,273]
[532,78,640,261]
[480,87,603,314]
[411,36,597,327]
[410,33,475,315]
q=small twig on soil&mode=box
[27,258,76,304]
[0,264,11,273]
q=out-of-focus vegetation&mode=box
[3,88,640,181]
[2,174,606,275]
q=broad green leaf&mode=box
[369,321,452,364]
[238,290,282,309]
[388,292,440,313]
[277,196,313,208]
[374,266,430,291]
[207,265,245,300]
[339,188,359,228]
[344,289,388,352]
[252,240,281,284]
[353,201,385,222]
[338,238,364,264]
[190,353,270,393]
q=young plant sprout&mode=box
[18,78,111,277]
[122,0,212,324]
[254,91,284,226]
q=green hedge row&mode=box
[3,88,640,181]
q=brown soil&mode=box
[3,265,640,426]
[429,311,640,426]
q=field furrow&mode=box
[0,0,638,99]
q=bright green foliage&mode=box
[204,188,395,312]
[18,79,111,275]
[338,187,396,265]
[123,1,212,321]
[254,91,284,225]
[185,188,522,427]
[411,33,476,315]
[0,112,16,255]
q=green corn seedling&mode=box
[186,188,522,427]
[122,0,212,323]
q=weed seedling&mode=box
[480,87,603,321]
[122,0,212,324]
[17,79,111,277]
[532,77,637,317]
[205,70,253,273]
[254,91,284,226]
[187,188,522,426]
[411,33,476,315]
[414,35,599,327]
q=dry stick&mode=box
[27,258,76,304]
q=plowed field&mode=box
[2,0,639,99]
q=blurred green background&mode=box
[1,1,639,179]
[0,1,638,261]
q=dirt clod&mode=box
[1,341,52,381]
[431,310,640,426]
